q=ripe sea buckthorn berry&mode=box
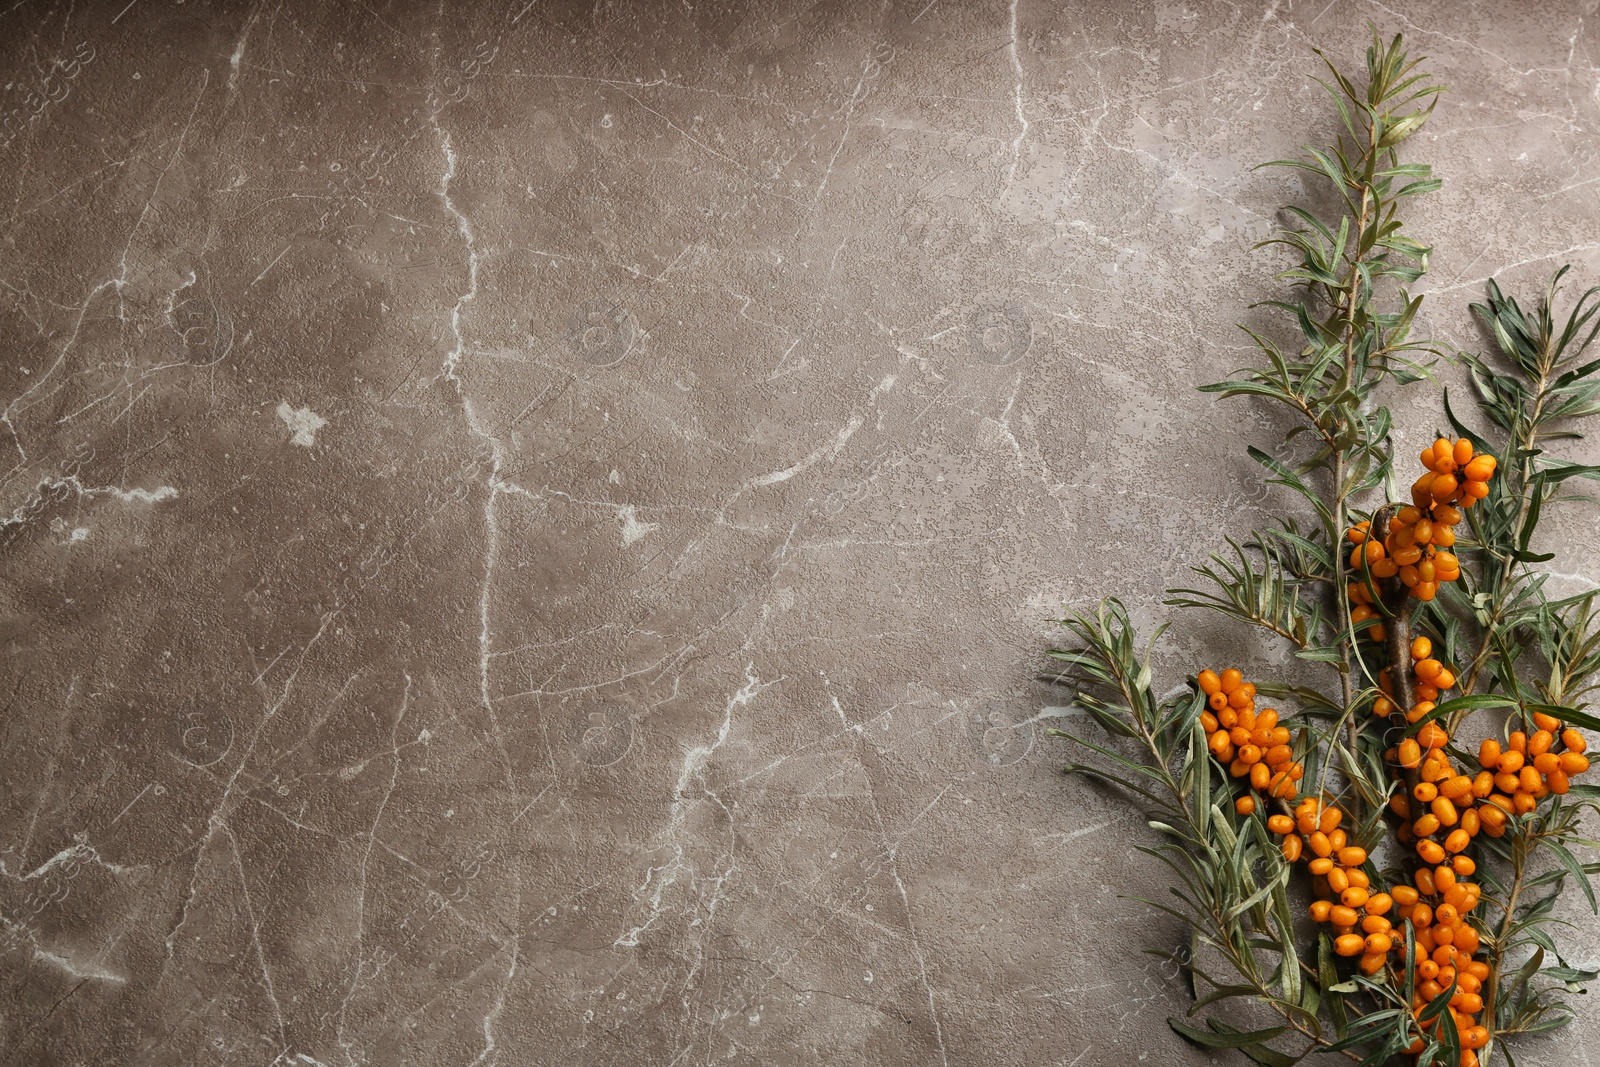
[1531,710,1561,733]
[1393,545,1423,567]
[1308,899,1333,922]
[1471,771,1494,798]
[1560,751,1590,775]
[1399,739,1423,768]
[1445,828,1471,853]
[1266,814,1293,835]
[1479,739,1502,768]
[1416,659,1443,682]
[1534,752,1560,775]
[1433,524,1457,548]
[1411,636,1432,660]
[1365,932,1393,954]
[1308,856,1334,875]
[1413,813,1441,837]
[1413,781,1438,802]
[1498,750,1525,774]
[1391,885,1420,906]
[1432,796,1459,826]
[1434,668,1456,690]
[1440,775,1473,800]
[1453,439,1474,466]
[1342,886,1369,909]
[1219,668,1242,694]
[1327,867,1350,894]
[1563,729,1587,753]
[1366,892,1393,916]
[1452,855,1476,877]
[1250,763,1271,790]
[1373,696,1395,718]
[1414,518,1435,545]
[1418,723,1450,750]
[1509,730,1529,755]
[1418,839,1447,864]
[1197,669,1222,695]
[1550,769,1572,794]
[1335,933,1366,957]
[1463,455,1496,482]
[1235,796,1256,815]
[1309,831,1332,857]
[1337,846,1366,867]
[1431,474,1459,501]
[1200,711,1219,733]
[1281,835,1303,862]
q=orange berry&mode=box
[1281,834,1303,862]
[1433,669,1455,690]
[1266,814,1293,835]
[1398,739,1423,768]
[1335,933,1366,957]
[1560,751,1591,775]
[1219,668,1242,694]
[1563,728,1588,753]
[1532,710,1562,733]
[1479,738,1502,769]
[1432,796,1459,826]
[1308,898,1333,922]
[1418,722,1450,750]
[1444,828,1471,853]
[1337,846,1367,867]
[1431,474,1460,501]
[1463,455,1496,482]
[1235,795,1257,815]
[1418,839,1446,864]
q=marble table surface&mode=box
[2,1,1598,1064]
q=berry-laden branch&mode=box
[1044,29,1600,1067]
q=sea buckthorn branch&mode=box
[1196,30,1443,790]
[1044,29,1600,1067]
[1436,274,1600,731]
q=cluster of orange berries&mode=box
[1271,798,1493,1063]
[1344,439,1496,622]
[1386,706,1591,859]
[1197,668,1304,810]
[1373,637,1457,723]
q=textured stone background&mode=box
[2,1,1599,1064]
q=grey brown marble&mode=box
[2,1,1598,1064]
